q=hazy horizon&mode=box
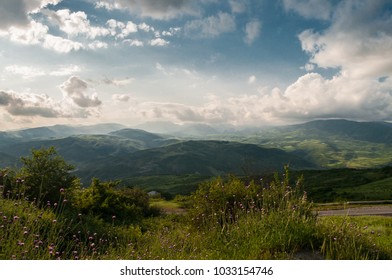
[1,0,392,130]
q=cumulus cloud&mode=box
[60,76,102,108]
[126,73,392,125]
[282,0,332,20]
[298,0,392,79]
[149,38,170,46]
[49,9,110,39]
[0,0,61,30]
[184,12,236,38]
[244,19,261,45]
[1,20,83,53]
[0,90,63,118]
[95,0,199,20]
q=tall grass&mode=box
[1,169,391,260]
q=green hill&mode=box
[242,119,392,168]
[75,140,316,184]
[109,128,179,149]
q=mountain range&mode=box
[1,119,392,190]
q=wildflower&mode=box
[52,220,57,224]
[112,215,116,220]
[60,188,65,193]
[13,216,19,221]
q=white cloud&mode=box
[5,65,45,79]
[60,76,102,108]
[298,0,392,79]
[301,63,315,72]
[282,0,332,20]
[248,75,256,84]
[244,19,261,45]
[150,38,170,46]
[52,9,110,39]
[125,73,392,125]
[6,20,48,45]
[162,27,181,37]
[1,19,84,53]
[138,23,154,33]
[127,39,144,47]
[43,34,83,53]
[0,90,64,118]
[116,21,138,38]
[50,65,81,76]
[4,64,82,79]
[184,12,236,38]
[88,40,108,50]
[95,0,200,20]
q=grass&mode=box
[317,216,392,259]
[1,170,392,260]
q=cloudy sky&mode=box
[0,0,391,130]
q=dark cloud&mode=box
[0,0,60,30]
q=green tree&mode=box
[20,147,76,204]
[73,178,157,224]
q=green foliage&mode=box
[189,167,313,229]
[72,178,158,224]
[2,152,392,260]
[293,168,392,202]
[317,216,391,259]
[4,147,76,205]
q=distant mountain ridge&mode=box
[289,119,392,143]
[2,123,126,141]
[1,119,392,185]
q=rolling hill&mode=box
[73,140,315,182]
[1,119,392,196]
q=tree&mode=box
[20,147,76,204]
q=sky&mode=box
[0,0,392,130]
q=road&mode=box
[316,205,392,217]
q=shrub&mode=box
[72,179,157,224]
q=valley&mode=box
[1,119,392,202]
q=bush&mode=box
[72,179,157,224]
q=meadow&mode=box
[1,149,391,260]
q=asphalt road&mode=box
[316,205,392,217]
